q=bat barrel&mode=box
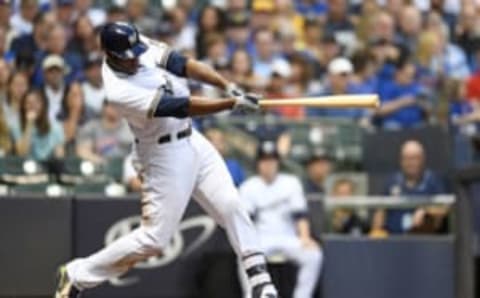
[259,94,380,109]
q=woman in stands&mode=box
[3,71,29,127]
[57,82,94,152]
[0,104,11,156]
[229,49,262,91]
[11,89,64,161]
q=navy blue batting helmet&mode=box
[100,22,148,59]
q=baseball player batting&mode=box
[54,22,278,298]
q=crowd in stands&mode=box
[0,0,472,235]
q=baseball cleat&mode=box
[252,282,278,298]
[54,265,81,298]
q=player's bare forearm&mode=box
[188,96,235,116]
[185,59,230,90]
[296,218,312,239]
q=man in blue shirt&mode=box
[375,61,429,129]
[379,140,447,234]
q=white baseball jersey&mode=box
[102,35,191,142]
[240,173,307,238]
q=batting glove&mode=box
[225,82,244,99]
[233,93,261,112]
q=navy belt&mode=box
[135,126,192,144]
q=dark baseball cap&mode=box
[305,147,332,164]
[226,12,250,28]
[256,141,279,160]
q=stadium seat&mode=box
[104,157,124,183]
[73,182,126,197]
[59,157,109,185]
[0,156,49,185]
[11,183,69,197]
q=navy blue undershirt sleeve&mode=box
[291,210,308,221]
[153,95,190,118]
[165,51,188,77]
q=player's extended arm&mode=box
[149,94,258,118]
[185,59,230,90]
[188,96,235,116]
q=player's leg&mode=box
[56,142,199,296]
[281,239,323,298]
[189,131,277,298]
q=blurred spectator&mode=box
[397,5,422,53]
[205,128,245,186]
[122,151,142,192]
[40,54,67,122]
[10,11,56,59]
[0,103,12,156]
[252,28,289,81]
[203,34,228,65]
[68,14,100,63]
[106,5,127,23]
[240,142,322,298]
[376,140,447,234]
[10,0,38,36]
[316,34,342,76]
[454,4,480,63]
[74,0,106,27]
[0,58,10,102]
[376,61,429,129]
[448,80,479,168]
[304,149,332,194]
[11,89,65,161]
[81,53,105,117]
[294,0,327,18]
[250,0,275,31]
[0,0,11,30]
[76,101,132,164]
[57,82,94,150]
[4,70,28,126]
[165,6,196,51]
[56,0,75,28]
[415,30,441,91]
[33,24,82,86]
[225,12,254,57]
[287,54,317,96]
[300,19,322,60]
[274,0,304,42]
[228,48,261,91]
[265,59,291,98]
[351,50,378,93]
[325,0,354,36]
[308,57,366,118]
[370,11,396,45]
[330,177,369,235]
[226,0,248,17]
[430,15,470,80]
[195,5,225,59]
[126,0,156,36]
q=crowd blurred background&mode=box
[0,0,475,237]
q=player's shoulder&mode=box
[140,35,171,64]
[141,35,169,51]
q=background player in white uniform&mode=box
[55,22,278,298]
[240,142,323,298]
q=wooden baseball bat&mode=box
[259,94,380,108]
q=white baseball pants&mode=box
[241,236,323,298]
[66,130,260,289]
